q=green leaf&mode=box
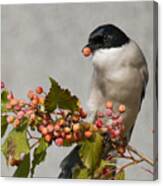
[1,115,8,137]
[13,153,30,177]
[31,138,49,177]
[1,90,9,112]
[72,167,90,179]
[115,170,125,180]
[1,123,30,162]
[79,133,103,171]
[45,77,79,113]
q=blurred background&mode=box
[1,1,155,180]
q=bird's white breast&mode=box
[90,40,146,130]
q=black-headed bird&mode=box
[59,24,148,178]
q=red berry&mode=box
[55,138,64,146]
[36,86,43,94]
[95,118,103,128]
[82,47,92,57]
[79,108,87,118]
[1,81,5,89]
[14,105,21,111]
[84,130,92,138]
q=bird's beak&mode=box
[82,44,92,57]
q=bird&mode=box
[59,24,148,178]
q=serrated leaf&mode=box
[13,153,30,177]
[1,123,30,162]
[1,90,9,112]
[31,138,49,177]
[79,133,103,171]
[1,115,8,137]
[72,167,90,179]
[45,77,79,113]
[115,170,125,180]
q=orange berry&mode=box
[64,127,71,133]
[73,124,80,132]
[65,134,72,140]
[72,115,80,123]
[7,115,15,123]
[36,86,43,94]
[82,47,92,57]
[47,124,54,133]
[13,119,20,128]
[106,101,113,109]
[84,130,92,138]
[38,97,45,104]
[58,119,65,126]
[119,104,126,113]
[44,134,52,143]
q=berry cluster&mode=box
[2,81,126,149]
[95,101,126,142]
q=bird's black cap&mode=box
[84,24,130,53]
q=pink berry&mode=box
[47,124,54,133]
[54,124,60,131]
[6,103,12,109]
[55,138,64,146]
[30,113,36,120]
[106,109,112,117]
[36,86,43,94]
[14,105,21,111]
[26,110,33,116]
[18,99,25,106]
[7,115,15,123]
[53,131,60,137]
[112,113,120,119]
[7,92,14,100]
[97,112,104,117]
[1,81,5,89]
[27,90,35,99]
[17,111,25,119]
[117,116,123,125]
[95,118,103,128]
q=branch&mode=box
[127,145,154,166]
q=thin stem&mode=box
[127,145,154,166]
[30,140,39,150]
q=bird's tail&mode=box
[58,145,82,178]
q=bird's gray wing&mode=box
[139,63,149,106]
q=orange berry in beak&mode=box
[82,47,92,57]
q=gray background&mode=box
[1,1,154,180]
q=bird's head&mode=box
[82,24,130,57]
